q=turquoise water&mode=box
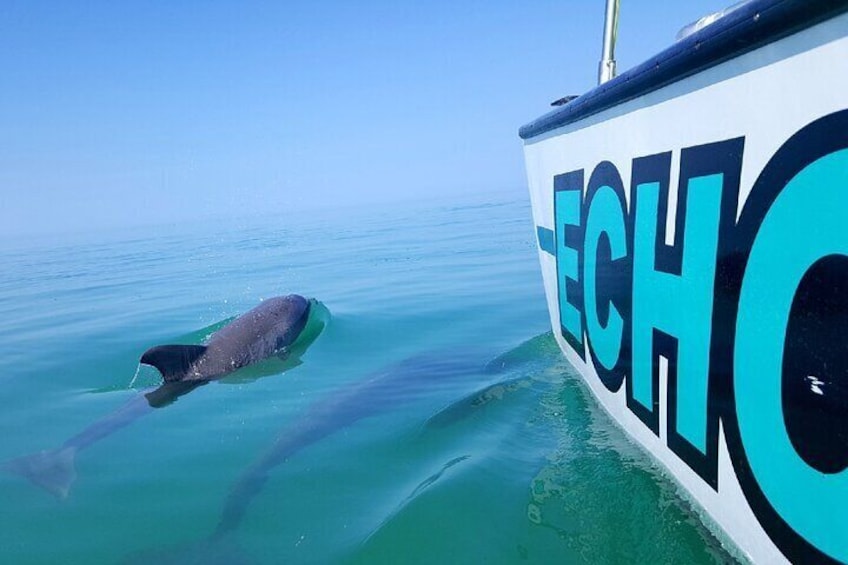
[0,193,733,563]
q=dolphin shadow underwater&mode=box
[2,294,329,499]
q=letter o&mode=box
[735,148,848,562]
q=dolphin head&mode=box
[262,294,309,318]
[259,294,311,350]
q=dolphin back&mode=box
[140,344,208,382]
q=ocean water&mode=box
[0,192,734,564]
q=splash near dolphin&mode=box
[3,294,328,499]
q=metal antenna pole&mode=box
[598,0,620,84]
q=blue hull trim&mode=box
[536,226,556,256]
[519,0,848,141]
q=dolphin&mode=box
[209,333,560,539]
[211,351,488,539]
[2,294,326,499]
[140,294,311,383]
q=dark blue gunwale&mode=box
[519,0,848,141]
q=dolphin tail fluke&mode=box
[2,446,78,499]
[140,344,208,382]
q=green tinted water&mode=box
[0,194,734,563]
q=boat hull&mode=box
[521,6,848,563]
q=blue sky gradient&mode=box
[1,0,728,236]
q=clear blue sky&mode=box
[1,0,729,237]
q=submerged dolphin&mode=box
[209,333,560,540]
[3,294,325,499]
[212,350,510,539]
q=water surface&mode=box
[0,193,735,563]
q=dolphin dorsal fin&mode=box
[139,345,207,382]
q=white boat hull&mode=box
[522,5,848,563]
